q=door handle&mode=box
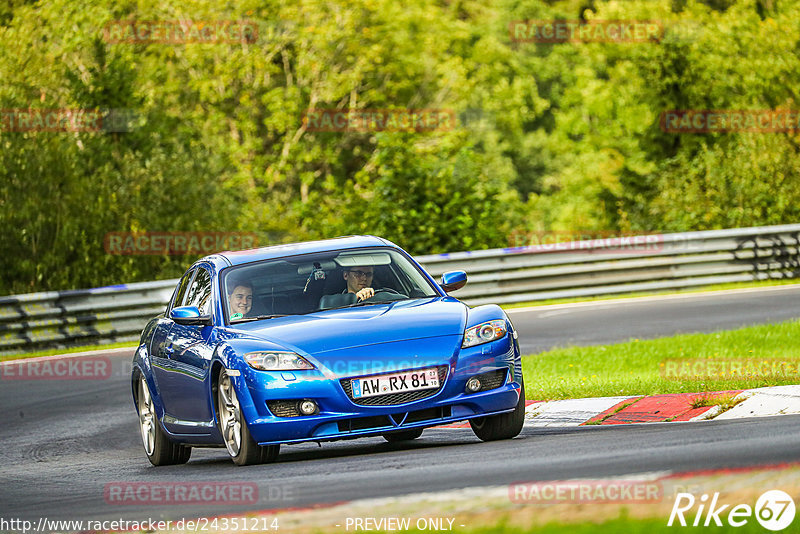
[164,342,175,358]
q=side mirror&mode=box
[440,270,467,293]
[170,305,212,326]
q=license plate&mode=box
[351,368,440,399]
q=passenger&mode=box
[343,266,375,302]
[228,280,254,319]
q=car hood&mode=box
[233,297,468,356]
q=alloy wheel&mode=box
[138,376,156,456]
[218,372,243,457]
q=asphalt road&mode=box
[1,286,799,524]
[509,285,800,354]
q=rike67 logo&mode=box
[669,490,796,531]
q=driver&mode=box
[228,280,254,319]
[343,266,375,302]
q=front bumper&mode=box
[252,384,521,446]
[234,334,521,445]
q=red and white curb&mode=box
[524,396,631,426]
[521,385,800,427]
[714,385,800,420]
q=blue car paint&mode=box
[229,297,467,355]
[131,236,523,448]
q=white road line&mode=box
[507,284,800,315]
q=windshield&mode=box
[222,247,439,323]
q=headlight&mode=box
[244,351,315,371]
[462,319,507,348]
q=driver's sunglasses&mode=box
[348,269,373,279]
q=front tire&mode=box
[217,369,280,466]
[470,380,526,442]
[137,375,191,466]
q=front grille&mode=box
[337,415,393,432]
[340,366,449,406]
[266,400,301,418]
[406,406,451,424]
[336,406,452,433]
[477,368,507,391]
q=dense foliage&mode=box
[1,0,798,294]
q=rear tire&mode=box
[137,375,192,466]
[382,428,424,443]
[470,380,526,442]
[217,369,280,466]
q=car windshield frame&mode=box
[220,246,441,325]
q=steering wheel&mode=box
[376,287,402,295]
[361,287,407,302]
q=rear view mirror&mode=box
[170,305,212,326]
[440,271,467,293]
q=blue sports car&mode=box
[132,236,525,466]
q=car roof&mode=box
[210,235,398,267]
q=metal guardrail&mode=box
[2,224,799,354]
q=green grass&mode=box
[502,278,800,310]
[689,393,744,410]
[521,319,800,400]
[394,515,772,534]
[467,518,768,534]
[0,341,136,362]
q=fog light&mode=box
[466,377,482,393]
[298,399,318,415]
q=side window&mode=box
[185,268,213,316]
[170,270,195,311]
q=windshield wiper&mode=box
[230,314,289,324]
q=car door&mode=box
[149,268,193,416]
[161,266,216,431]
[151,268,195,357]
